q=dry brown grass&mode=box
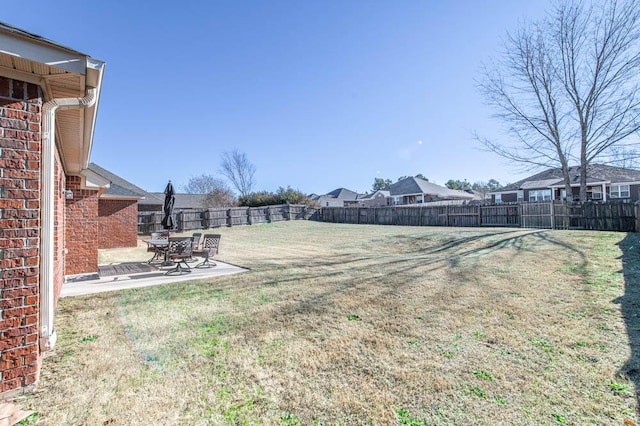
[17,221,640,425]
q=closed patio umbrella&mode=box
[161,180,175,231]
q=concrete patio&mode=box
[61,260,247,297]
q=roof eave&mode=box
[0,24,105,175]
[80,59,105,172]
[99,194,144,201]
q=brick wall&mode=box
[98,199,138,248]
[65,176,99,275]
[0,76,42,395]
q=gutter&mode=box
[40,88,97,351]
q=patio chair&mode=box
[194,234,221,268]
[186,232,203,263]
[191,232,203,251]
[164,236,194,275]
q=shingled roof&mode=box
[497,164,640,191]
[324,188,360,200]
[87,163,150,199]
[389,177,474,200]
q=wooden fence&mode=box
[139,201,639,234]
[318,201,639,232]
[138,204,320,235]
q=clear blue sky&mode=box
[6,1,554,195]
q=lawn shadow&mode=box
[615,232,640,414]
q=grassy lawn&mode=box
[18,221,640,425]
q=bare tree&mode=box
[219,150,256,198]
[605,146,640,169]
[479,0,640,201]
[183,174,236,207]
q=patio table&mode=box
[144,239,170,265]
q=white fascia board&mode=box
[99,194,143,200]
[548,181,609,188]
[611,181,640,185]
[489,190,519,195]
[81,59,105,170]
[0,32,86,74]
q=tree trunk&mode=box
[559,157,573,202]
[580,137,588,201]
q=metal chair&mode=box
[164,237,194,275]
[186,232,203,263]
[194,234,221,268]
[191,232,202,251]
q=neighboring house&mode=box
[490,164,640,203]
[0,22,105,396]
[86,163,149,249]
[387,177,474,205]
[314,188,362,207]
[359,190,391,207]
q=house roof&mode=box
[0,21,105,174]
[359,190,391,200]
[87,163,150,200]
[497,164,640,192]
[389,177,474,200]
[322,188,360,200]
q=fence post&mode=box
[247,207,252,225]
[445,205,449,227]
[550,201,555,229]
[202,209,210,229]
[176,211,183,232]
[635,202,640,232]
[287,204,292,220]
[419,205,423,227]
[227,208,232,227]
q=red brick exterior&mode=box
[0,77,43,395]
[64,176,99,275]
[98,199,138,249]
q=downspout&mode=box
[40,88,97,351]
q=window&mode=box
[517,190,524,202]
[529,189,551,202]
[494,193,502,204]
[610,184,630,198]
[589,187,602,200]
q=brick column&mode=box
[65,176,99,275]
[0,76,43,396]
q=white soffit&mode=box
[81,168,110,189]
